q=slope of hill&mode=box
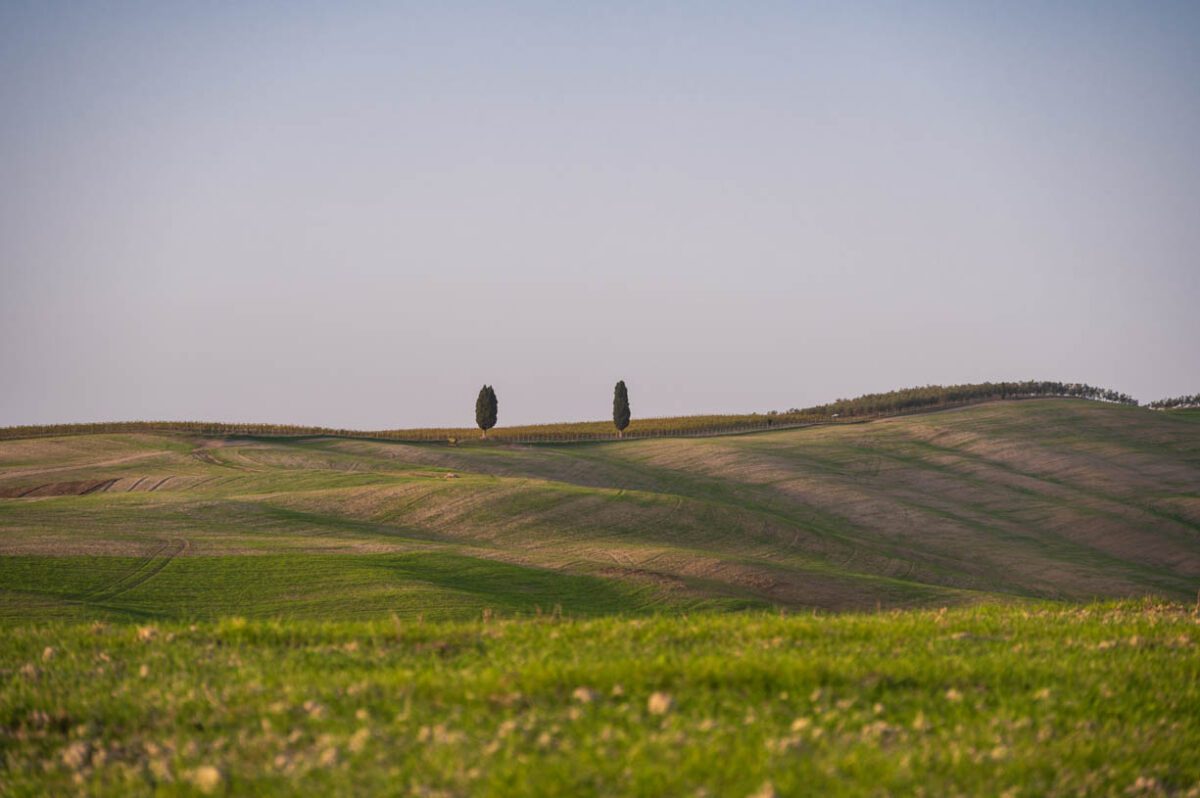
[1,399,1197,621]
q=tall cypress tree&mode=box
[613,380,631,437]
[475,385,498,439]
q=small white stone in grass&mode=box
[189,765,222,794]
[572,687,597,704]
[348,727,370,753]
[748,781,778,798]
[139,664,150,678]
[149,758,171,782]
[61,741,89,770]
[647,692,673,715]
[42,646,55,662]
[1130,776,1160,793]
[137,626,157,642]
[945,688,963,702]
[790,717,811,732]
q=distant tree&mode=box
[1148,392,1200,410]
[613,380,631,437]
[475,385,498,439]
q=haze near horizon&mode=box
[2,2,1198,428]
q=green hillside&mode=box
[2,399,1197,621]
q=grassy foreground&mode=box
[2,601,1198,796]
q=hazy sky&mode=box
[2,2,1198,428]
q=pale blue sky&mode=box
[2,2,1198,427]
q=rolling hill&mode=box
[2,398,1197,621]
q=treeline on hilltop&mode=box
[0,420,382,441]
[0,380,1141,443]
[1147,393,1200,410]
[787,380,1139,419]
[0,416,790,443]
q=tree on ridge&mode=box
[476,385,498,439]
[613,380,631,438]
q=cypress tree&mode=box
[475,385,498,439]
[613,380,631,437]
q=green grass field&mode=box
[2,399,1198,794]
[2,601,1197,796]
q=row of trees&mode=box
[787,380,1139,419]
[1147,393,1200,410]
[475,381,633,439]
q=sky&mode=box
[2,1,1198,428]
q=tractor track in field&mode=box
[80,478,120,495]
[81,538,190,603]
[0,450,165,480]
[192,449,241,469]
[186,475,223,491]
[147,476,174,492]
[5,478,120,498]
